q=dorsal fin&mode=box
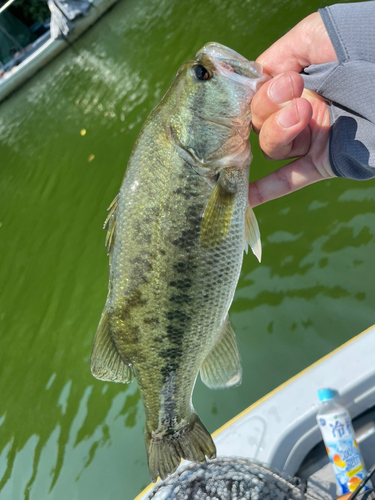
[104,194,119,256]
[91,305,133,383]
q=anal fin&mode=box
[200,316,242,389]
[244,203,262,262]
[90,306,133,383]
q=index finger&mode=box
[251,71,304,132]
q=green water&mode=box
[0,0,374,498]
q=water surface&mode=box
[0,0,374,498]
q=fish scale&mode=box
[90,42,269,482]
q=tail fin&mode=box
[146,412,216,482]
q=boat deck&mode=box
[135,325,375,500]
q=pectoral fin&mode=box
[200,316,242,389]
[244,204,262,262]
[200,173,236,248]
[91,306,133,383]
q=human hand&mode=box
[249,12,338,207]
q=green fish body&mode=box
[91,42,269,482]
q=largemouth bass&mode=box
[91,42,269,482]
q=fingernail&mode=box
[268,73,294,104]
[276,101,299,128]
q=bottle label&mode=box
[318,412,370,495]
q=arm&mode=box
[304,1,375,180]
[249,2,375,207]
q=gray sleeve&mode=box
[301,1,375,180]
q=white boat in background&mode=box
[135,324,375,500]
[0,0,119,103]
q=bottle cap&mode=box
[318,388,335,402]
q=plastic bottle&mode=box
[316,388,371,496]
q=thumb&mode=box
[257,12,337,76]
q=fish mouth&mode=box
[195,42,270,92]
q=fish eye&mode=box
[192,65,212,81]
